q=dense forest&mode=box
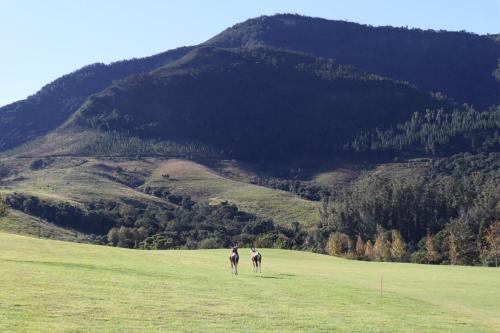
[314,164,499,266]
[346,105,500,157]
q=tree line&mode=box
[314,169,499,266]
[346,105,500,158]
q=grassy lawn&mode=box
[1,233,498,332]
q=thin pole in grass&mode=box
[380,276,383,296]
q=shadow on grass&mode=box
[1,258,171,278]
[254,275,283,279]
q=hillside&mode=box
[2,14,498,154]
[0,155,320,240]
[68,47,443,163]
[0,209,90,242]
[0,46,192,151]
[207,14,500,108]
[1,233,499,332]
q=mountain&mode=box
[0,15,498,266]
[1,14,498,153]
[0,46,192,151]
[207,14,500,108]
[67,47,444,163]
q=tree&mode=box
[390,230,407,261]
[374,225,391,261]
[448,232,458,265]
[326,232,342,256]
[355,234,365,257]
[117,226,136,248]
[483,221,500,267]
[444,219,477,265]
[364,240,375,260]
[0,195,7,218]
[424,232,440,264]
[107,227,119,246]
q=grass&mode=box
[0,210,91,242]
[1,156,319,227]
[1,233,499,332]
[145,159,319,225]
[1,157,164,205]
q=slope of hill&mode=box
[68,47,443,163]
[207,14,500,108]
[0,155,319,236]
[0,46,192,151]
[1,233,499,332]
[143,159,319,225]
[1,13,498,155]
[0,209,90,242]
[1,14,497,154]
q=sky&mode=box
[1,0,499,107]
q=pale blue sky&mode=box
[1,0,499,107]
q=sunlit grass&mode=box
[1,233,499,332]
[146,159,319,225]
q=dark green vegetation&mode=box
[347,105,500,157]
[0,14,498,267]
[2,14,498,152]
[70,47,443,163]
[0,47,193,151]
[315,153,499,266]
[208,14,500,108]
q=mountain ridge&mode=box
[207,14,500,107]
[1,13,498,153]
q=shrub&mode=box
[0,195,7,218]
[198,237,220,249]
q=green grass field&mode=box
[1,233,499,332]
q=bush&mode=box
[198,237,220,249]
[0,195,7,218]
[255,234,276,248]
[29,158,50,170]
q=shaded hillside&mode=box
[69,47,443,163]
[206,14,500,108]
[0,46,192,151]
[1,14,497,154]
